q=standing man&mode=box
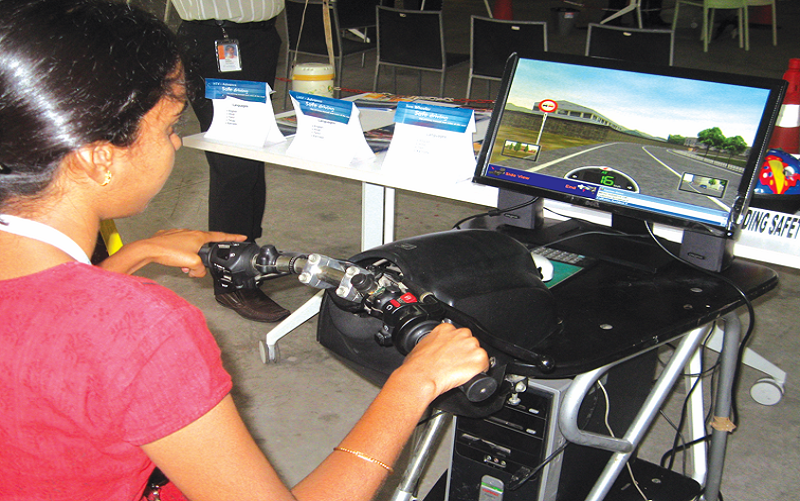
[172,0,291,323]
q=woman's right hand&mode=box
[97,229,246,276]
[393,323,490,403]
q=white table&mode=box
[184,109,496,251]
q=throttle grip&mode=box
[400,318,497,403]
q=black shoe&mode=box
[215,288,291,323]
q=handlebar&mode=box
[200,241,499,402]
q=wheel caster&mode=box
[258,339,279,364]
[750,377,784,406]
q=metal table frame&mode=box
[399,312,743,501]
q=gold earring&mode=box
[101,171,112,187]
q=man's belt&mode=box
[186,18,277,30]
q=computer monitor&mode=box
[473,53,786,271]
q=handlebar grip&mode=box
[398,318,498,403]
[198,243,212,266]
[459,373,498,402]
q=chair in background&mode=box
[585,23,674,66]
[336,0,383,44]
[467,16,548,99]
[373,6,468,97]
[671,0,748,52]
[747,0,778,47]
[600,0,644,28]
[336,0,382,31]
[284,0,375,105]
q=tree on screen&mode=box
[698,127,725,158]
[722,135,748,165]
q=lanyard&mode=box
[0,214,91,265]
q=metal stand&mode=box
[703,313,740,501]
[705,324,786,405]
[391,412,450,501]
[559,322,713,501]
[422,314,744,501]
[556,312,742,501]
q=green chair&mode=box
[671,0,747,52]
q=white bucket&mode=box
[291,62,335,97]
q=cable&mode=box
[659,329,722,470]
[596,381,650,501]
[643,223,756,430]
[658,409,689,476]
[659,434,713,468]
[451,196,540,229]
[541,206,654,242]
[506,441,569,491]
[543,228,650,250]
[664,327,716,472]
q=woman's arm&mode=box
[142,323,488,501]
[97,229,246,276]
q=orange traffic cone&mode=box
[768,59,800,154]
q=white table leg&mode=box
[383,186,396,245]
[363,182,395,249]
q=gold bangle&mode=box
[333,446,394,473]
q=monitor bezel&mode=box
[473,52,787,237]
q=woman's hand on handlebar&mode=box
[97,229,247,276]
[395,323,490,403]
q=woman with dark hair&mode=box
[0,1,488,500]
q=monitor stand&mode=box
[499,214,678,274]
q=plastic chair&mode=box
[601,0,644,28]
[671,0,748,52]
[467,16,548,99]
[747,0,777,47]
[585,23,674,66]
[284,0,375,104]
[373,6,468,97]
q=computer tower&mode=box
[447,377,571,501]
[445,353,658,501]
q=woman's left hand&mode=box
[98,229,247,276]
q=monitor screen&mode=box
[474,53,786,238]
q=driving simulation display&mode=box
[482,57,776,230]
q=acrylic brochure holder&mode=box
[382,101,477,180]
[287,91,375,166]
[203,78,285,148]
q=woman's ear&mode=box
[70,142,118,187]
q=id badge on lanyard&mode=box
[214,23,242,73]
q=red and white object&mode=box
[768,59,800,154]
